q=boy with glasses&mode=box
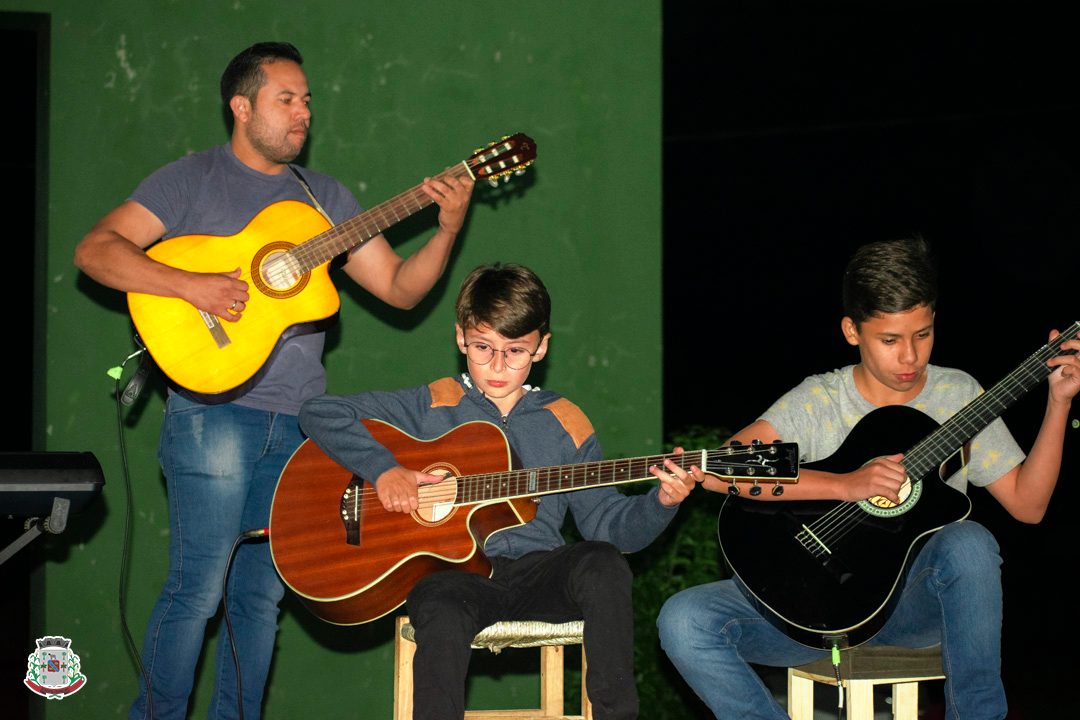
[299,262,697,720]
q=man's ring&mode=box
[230,301,238,310]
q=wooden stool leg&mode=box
[394,616,415,720]
[581,646,592,720]
[845,679,874,720]
[539,643,565,716]
[891,681,919,720]
[786,669,816,720]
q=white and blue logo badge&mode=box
[24,636,87,699]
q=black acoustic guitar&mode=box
[718,321,1079,649]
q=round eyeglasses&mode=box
[463,341,541,370]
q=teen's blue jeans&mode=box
[129,394,302,720]
[657,521,1006,720]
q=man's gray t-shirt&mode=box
[131,143,362,414]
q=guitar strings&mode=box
[338,448,793,514]
[283,165,470,275]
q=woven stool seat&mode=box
[399,618,585,653]
[788,644,944,720]
[394,616,592,719]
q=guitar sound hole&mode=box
[262,251,302,291]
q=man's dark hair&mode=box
[842,235,938,325]
[456,263,551,338]
[220,41,303,108]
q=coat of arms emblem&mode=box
[24,636,87,699]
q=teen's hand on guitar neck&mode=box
[375,465,446,513]
[1046,329,1080,406]
[986,329,1080,523]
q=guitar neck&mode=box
[287,163,472,274]
[455,451,692,505]
[454,444,799,505]
[905,320,1080,477]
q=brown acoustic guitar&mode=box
[127,133,536,403]
[269,419,800,625]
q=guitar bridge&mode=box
[340,477,363,546]
[197,309,232,349]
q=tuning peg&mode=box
[730,440,743,446]
[751,439,762,446]
[488,179,499,188]
[749,481,762,497]
[514,168,526,176]
[771,483,785,496]
[727,483,740,496]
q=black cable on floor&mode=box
[222,527,269,720]
[111,345,154,720]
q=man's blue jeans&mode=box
[129,394,302,720]
[657,521,1006,720]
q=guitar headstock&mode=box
[467,133,537,187]
[702,441,800,496]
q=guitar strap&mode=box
[289,166,354,269]
[287,166,335,226]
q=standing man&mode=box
[74,41,474,720]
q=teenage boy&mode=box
[657,237,1079,720]
[299,262,697,720]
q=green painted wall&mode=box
[6,1,661,717]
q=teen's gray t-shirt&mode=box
[761,364,1026,492]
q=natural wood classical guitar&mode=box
[269,419,800,625]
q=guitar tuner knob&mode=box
[727,484,741,496]
[749,485,762,497]
[730,440,743,446]
[771,484,785,496]
[488,179,500,188]
[751,439,762,446]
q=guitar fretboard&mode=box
[453,444,798,505]
[904,321,1080,478]
[287,163,473,273]
[455,452,697,505]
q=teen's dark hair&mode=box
[842,236,938,326]
[220,41,303,108]
[456,263,551,338]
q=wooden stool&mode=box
[394,615,593,720]
[788,644,944,720]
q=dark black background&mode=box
[663,3,1077,717]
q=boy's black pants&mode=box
[406,540,638,720]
